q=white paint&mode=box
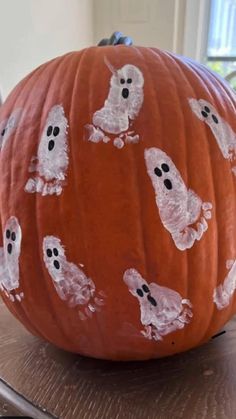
[123,131,140,144]
[123,268,192,341]
[0,0,93,98]
[25,105,69,196]
[0,216,23,302]
[0,108,23,150]
[189,98,236,165]
[114,138,125,149]
[93,63,144,133]
[85,125,106,143]
[43,236,105,319]
[145,147,212,251]
[213,260,236,310]
[86,62,144,147]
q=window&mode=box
[206,0,236,88]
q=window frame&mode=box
[183,0,211,62]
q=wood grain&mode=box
[0,298,236,419]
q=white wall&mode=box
[94,0,187,52]
[0,0,93,99]
[0,0,211,100]
[93,0,210,61]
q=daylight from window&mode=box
[207,0,236,87]
[208,0,236,57]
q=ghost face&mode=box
[144,147,190,228]
[43,235,96,307]
[188,99,220,125]
[0,108,23,150]
[188,98,236,160]
[124,269,193,341]
[111,64,144,95]
[144,147,210,247]
[124,268,150,297]
[37,105,69,181]
[124,269,162,330]
[91,62,144,136]
[145,147,186,199]
[3,216,22,289]
[43,236,66,283]
[123,269,157,312]
[109,64,144,116]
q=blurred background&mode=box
[0,0,235,98]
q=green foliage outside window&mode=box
[206,61,236,89]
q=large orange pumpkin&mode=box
[0,32,236,360]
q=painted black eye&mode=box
[204,106,210,113]
[201,111,208,118]
[53,126,60,136]
[127,78,132,84]
[46,248,53,257]
[1,128,6,136]
[136,288,144,297]
[120,78,125,84]
[212,114,218,124]
[142,284,150,293]
[11,232,16,241]
[154,167,162,177]
[164,179,172,190]
[54,260,60,270]
[161,163,169,172]
[47,125,53,136]
[6,229,11,239]
[53,248,59,256]
[147,294,157,306]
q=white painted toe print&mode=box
[86,61,144,148]
[145,147,212,251]
[0,217,24,302]
[189,98,236,167]
[25,105,69,196]
[213,259,236,310]
[0,108,23,150]
[123,269,193,341]
[43,236,105,320]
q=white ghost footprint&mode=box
[86,60,144,149]
[213,259,236,310]
[0,216,24,302]
[0,108,23,150]
[25,105,69,196]
[189,98,236,174]
[43,236,105,320]
[123,269,193,341]
[145,147,212,251]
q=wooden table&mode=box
[0,299,236,419]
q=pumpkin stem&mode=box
[97,31,133,46]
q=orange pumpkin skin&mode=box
[0,44,236,361]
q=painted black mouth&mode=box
[48,140,55,151]
[7,243,12,254]
[122,88,129,99]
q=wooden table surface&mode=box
[0,299,236,419]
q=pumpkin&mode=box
[0,32,236,361]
